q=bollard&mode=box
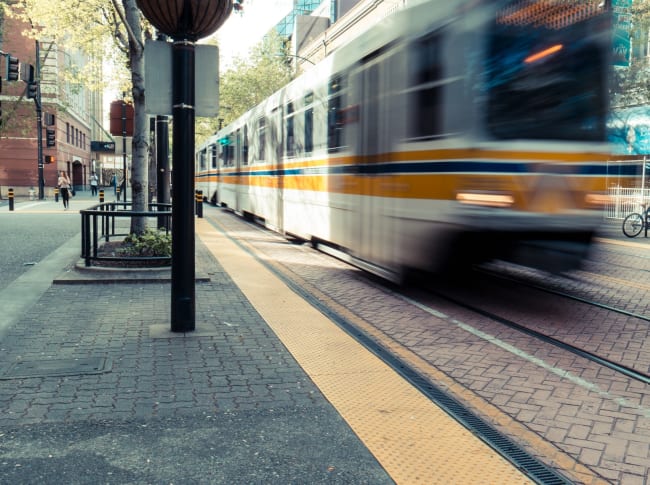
[8,188,14,211]
[99,189,104,203]
[54,187,59,202]
[195,190,203,218]
[116,186,121,201]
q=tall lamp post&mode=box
[135,0,232,332]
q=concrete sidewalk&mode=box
[0,189,107,212]
[0,206,392,484]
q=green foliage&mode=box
[4,0,132,93]
[613,0,650,107]
[196,30,293,144]
[121,229,172,257]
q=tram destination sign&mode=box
[91,141,116,152]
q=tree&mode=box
[612,0,650,108]
[196,29,293,144]
[5,0,150,233]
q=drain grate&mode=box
[0,357,112,379]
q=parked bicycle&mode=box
[622,204,650,237]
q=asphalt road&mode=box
[0,199,82,292]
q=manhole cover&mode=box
[0,357,112,379]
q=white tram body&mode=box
[196,0,613,281]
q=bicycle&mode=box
[622,204,650,238]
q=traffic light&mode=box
[46,128,56,147]
[5,55,19,81]
[44,155,55,164]
[27,82,38,99]
[21,63,34,83]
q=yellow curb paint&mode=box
[197,218,533,484]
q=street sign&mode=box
[91,141,116,152]
[144,40,219,117]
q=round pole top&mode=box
[136,0,233,40]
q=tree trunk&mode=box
[124,0,148,235]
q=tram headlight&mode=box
[456,192,514,208]
[585,192,610,209]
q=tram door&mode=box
[271,106,284,231]
[353,54,393,268]
[234,128,241,212]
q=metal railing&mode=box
[606,186,650,220]
[80,202,172,267]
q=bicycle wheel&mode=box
[623,213,644,237]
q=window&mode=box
[409,32,444,140]
[199,148,207,171]
[286,102,295,156]
[220,133,235,166]
[304,92,314,154]
[328,75,347,152]
[211,144,217,168]
[258,117,266,161]
[236,129,241,166]
[243,125,249,165]
[485,1,607,141]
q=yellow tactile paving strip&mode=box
[197,219,532,484]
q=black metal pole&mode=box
[122,96,127,203]
[156,115,170,229]
[170,38,196,332]
[35,41,44,200]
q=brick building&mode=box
[0,10,100,199]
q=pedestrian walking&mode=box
[57,171,72,210]
[90,172,99,196]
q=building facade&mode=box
[0,10,101,198]
[269,0,408,70]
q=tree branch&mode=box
[110,0,143,52]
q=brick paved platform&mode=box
[0,204,393,483]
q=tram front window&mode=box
[485,0,609,142]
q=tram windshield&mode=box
[485,0,609,141]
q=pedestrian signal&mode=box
[44,155,55,164]
[46,129,56,147]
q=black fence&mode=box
[80,202,172,267]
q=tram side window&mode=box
[243,125,249,165]
[286,102,295,157]
[220,134,235,167]
[258,117,266,162]
[236,129,241,166]
[199,149,207,171]
[328,75,347,152]
[304,92,314,154]
[211,145,217,169]
[409,33,444,141]
[220,144,227,167]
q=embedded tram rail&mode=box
[204,205,650,484]
[418,270,650,386]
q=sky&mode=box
[105,0,291,114]
[211,0,293,70]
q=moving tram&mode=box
[197,0,613,281]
